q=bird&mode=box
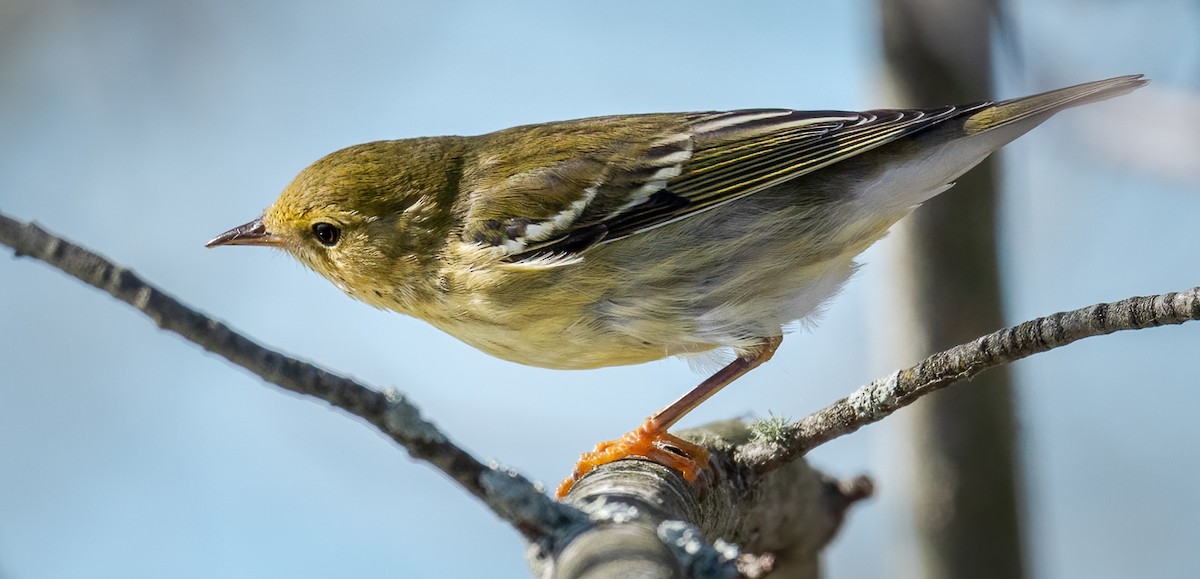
[207,74,1147,498]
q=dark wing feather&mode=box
[466,104,989,262]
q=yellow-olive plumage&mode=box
[209,75,1146,494]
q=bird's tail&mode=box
[859,75,1148,214]
[964,74,1149,135]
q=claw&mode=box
[555,422,711,498]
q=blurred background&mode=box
[1,1,1197,577]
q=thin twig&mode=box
[0,211,583,542]
[739,287,1200,474]
[6,209,1196,572]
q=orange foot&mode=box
[555,421,711,498]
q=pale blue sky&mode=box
[1,1,1197,577]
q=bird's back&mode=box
[433,76,1150,368]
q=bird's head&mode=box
[207,139,464,311]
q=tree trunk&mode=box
[877,1,1027,578]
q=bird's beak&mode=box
[206,217,282,248]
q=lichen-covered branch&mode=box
[6,209,1195,577]
[0,210,870,576]
[739,287,1200,474]
[538,421,874,579]
[2,211,845,575]
[0,211,580,543]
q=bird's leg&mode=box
[556,336,783,498]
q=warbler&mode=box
[208,75,1146,497]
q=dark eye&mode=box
[311,222,340,246]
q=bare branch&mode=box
[0,211,787,574]
[0,211,581,542]
[7,208,1194,576]
[740,287,1200,474]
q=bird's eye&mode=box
[312,222,341,246]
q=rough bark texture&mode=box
[0,213,581,543]
[0,212,868,577]
[878,1,1026,577]
[534,421,873,579]
[738,287,1200,474]
[5,209,1196,578]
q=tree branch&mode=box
[739,287,1200,474]
[6,209,1195,577]
[0,211,581,543]
[540,421,874,579]
[0,210,867,577]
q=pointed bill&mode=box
[206,217,282,247]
